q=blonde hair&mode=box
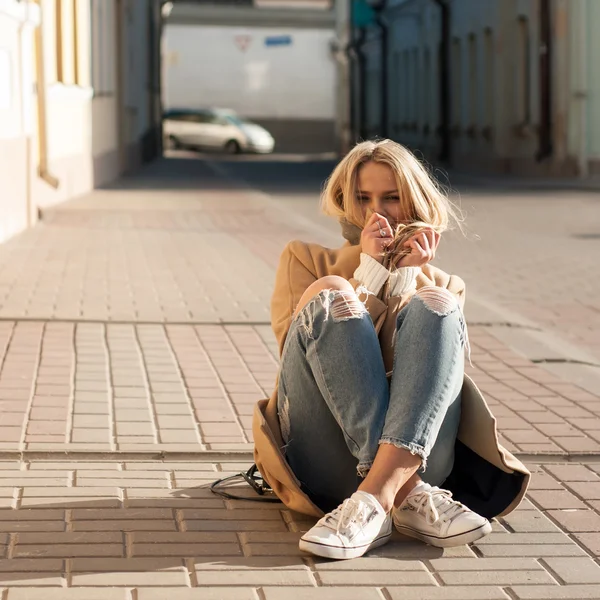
[321,139,461,233]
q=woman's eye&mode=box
[385,196,400,203]
[357,196,370,203]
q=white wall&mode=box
[0,0,38,243]
[164,24,336,120]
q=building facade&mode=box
[163,1,337,153]
[0,0,161,245]
[349,0,600,178]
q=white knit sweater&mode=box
[353,253,420,297]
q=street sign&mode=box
[353,0,376,28]
[265,35,292,47]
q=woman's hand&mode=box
[396,229,440,268]
[360,212,394,263]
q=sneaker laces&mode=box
[409,487,468,525]
[320,497,371,537]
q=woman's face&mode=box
[356,161,406,226]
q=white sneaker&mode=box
[393,482,492,548]
[299,491,392,560]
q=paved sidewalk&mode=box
[0,460,596,598]
[0,320,599,455]
[0,154,599,598]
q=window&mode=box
[178,112,210,123]
[467,34,477,131]
[392,51,401,133]
[423,48,431,132]
[516,16,531,124]
[402,50,410,126]
[451,38,462,130]
[54,0,80,85]
[91,0,116,95]
[483,28,495,137]
[411,48,419,128]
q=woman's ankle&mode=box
[357,485,395,513]
[393,474,422,508]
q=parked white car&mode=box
[163,108,275,154]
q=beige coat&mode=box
[253,240,530,518]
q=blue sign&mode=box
[353,0,376,28]
[265,35,292,47]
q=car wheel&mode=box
[224,140,241,155]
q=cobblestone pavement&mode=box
[0,320,599,455]
[435,185,600,365]
[0,154,599,598]
[0,460,596,598]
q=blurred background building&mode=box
[346,0,598,178]
[4,0,600,246]
[162,0,337,153]
[0,0,161,244]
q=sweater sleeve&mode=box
[353,253,419,297]
[388,266,420,296]
[353,253,390,295]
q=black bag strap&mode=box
[210,464,281,503]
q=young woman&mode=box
[253,140,530,561]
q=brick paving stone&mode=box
[542,557,600,584]
[71,519,178,532]
[191,556,307,570]
[437,571,556,585]
[71,508,173,520]
[19,497,122,508]
[572,533,600,556]
[262,590,382,600]
[16,532,122,544]
[194,570,314,585]
[546,509,600,532]
[500,511,562,533]
[21,487,120,498]
[313,557,428,571]
[429,557,547,571]
[476,544,586,557]
[0,559,64,572]
[510,585,600,599]
[317,570,435,585]
[245,543,303,557]
[564,481,600,500]
[528,474,564,490]
[131,532,238,544]
[544,465,600,482]
[0,510,65,521]
[137,591,259,600]
[71,558,187,572]
[13,544,124,558]
[385,589,510,600]
[527,490,588,510]
[0,574,63,586]
[132,543,242,557]
[6,590,127,599]
[71,571,188,586]
[182,508,283,522]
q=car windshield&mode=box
[222,114,254,126]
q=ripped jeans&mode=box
[277,286,465,513]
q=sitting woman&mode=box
[253,140,530,560]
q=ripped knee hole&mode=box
[325,289,368,322]
[415,286,459,316]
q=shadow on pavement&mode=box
[0,483,445,586]
[98,153,337,198]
